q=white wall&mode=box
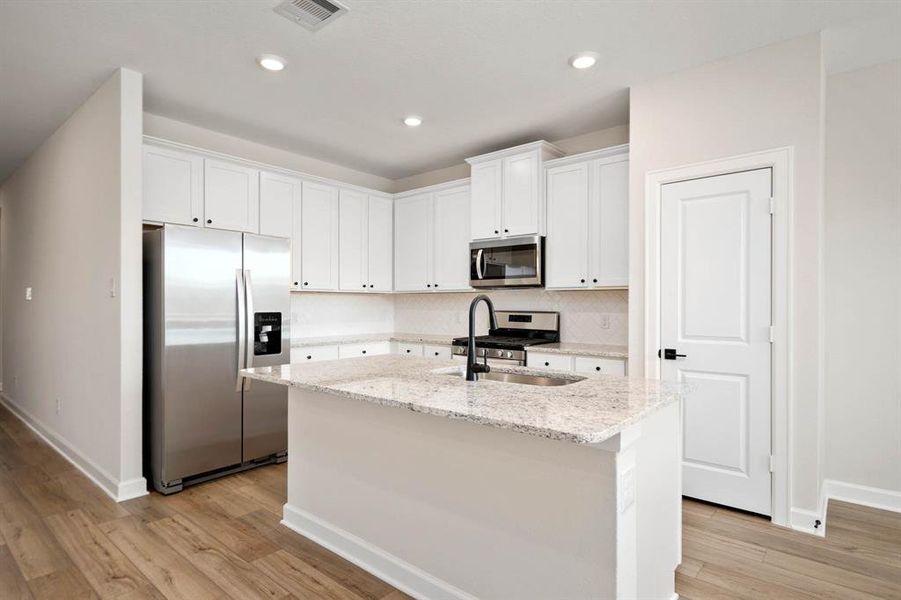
[823,60,901,496]
[393,289,628,345]
[628,34,825,513]
[0,69,145,500]
[144,113,395,193]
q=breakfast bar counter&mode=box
[242,355,688,599]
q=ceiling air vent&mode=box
[273,0,348,31]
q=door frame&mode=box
[644,147,793,528]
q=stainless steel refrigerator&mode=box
[143,224,290,494]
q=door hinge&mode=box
[769,197,775,215]
[769,326,775,343]
[769,455,775,473]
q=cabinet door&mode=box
[367,196,394,292]
[433,186,472,291]
[545,162,590,288]
[592,158,629,287]
[291,190,303,290]
[502,151,539,236]
[394,193,432,292]
[470,161,503,240]
[526,352,573,371]
[259,171,297,239]
[204,159,259,232]
[142,145,203,226]
[339,189,368,291]
[574,356,626,376]
[300,181,339,290]
[396,343,424,356]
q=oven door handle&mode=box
[475,248,485,280]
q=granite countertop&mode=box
[531,342,629,359]
[291,333,628,359]
[242,355,686,445]
[291,332,456,347]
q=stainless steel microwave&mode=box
[470,235,544,288]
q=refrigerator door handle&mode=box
[244,269,254,391]
[235,268,247,392]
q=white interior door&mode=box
[660,168,772,516]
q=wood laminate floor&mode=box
[1,403,899,599]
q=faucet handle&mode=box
[471,362,490,374]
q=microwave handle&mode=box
[475,248,485,280]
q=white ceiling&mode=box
[0,1,898,182]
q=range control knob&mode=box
[505,351,513,358]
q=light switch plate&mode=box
[25,287,32,301]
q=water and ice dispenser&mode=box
[254,312,282,356]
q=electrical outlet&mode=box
[56,398,62,415]
[25,287,33,301]
[599,314,610,330]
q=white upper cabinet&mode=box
[367,196,394,292]
[259,171,297,239]
[394,193,432,292]
[502,151,540,236]
[592,158,629,287]
[466,141,563,241]
[395,183,472,293]
[300,181,339,291]
[142,145,203,226]
[546,162,591,288]
[545,146,629,290]
[204,158,259,233]
[339,189,368,291]
[469,162,503,239]
[432,185,472,291]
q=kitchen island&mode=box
[242,355,687,600]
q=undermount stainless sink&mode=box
[440,369,584,386]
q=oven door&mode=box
[470,235,543,288]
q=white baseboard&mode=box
[281,503,477,600]
[0,393,147,503]
[823,479,901,514]
[789,507,825,537]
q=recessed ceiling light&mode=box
[569,52,599,70]
[257,54,286,71]
[403,115,423,127]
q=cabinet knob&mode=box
[303,282,309,286]
[434,283,439,288]
[593,278,598,284]
[369,284,374,288]
[294,281,299,286]
[504,228,509,233]
[494,230,499,234]
[362,350,367,354]
[306,355,312,360]
[206,219,212,224]
[362,284,367,288]
[192,217,199,223]
[427,284,431,288]
[434,351,439,356]
[595,366,601,372]
[405,349,411,353]
[544,361,550,367]
[580,278,586,283]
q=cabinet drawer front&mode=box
[396,342,424,356]
[423,345,451,360]
[574,357,626,376]
[527,353,573,371]
[339,341,391,358]
[291,345,340,363]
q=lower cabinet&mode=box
[338,341,392,358]
[527,352,627,376]
[291,344,340,363]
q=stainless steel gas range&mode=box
[451,310,560,367]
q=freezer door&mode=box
[160,226,244,483]
[242,233,291,461]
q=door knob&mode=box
[660,348,687,360]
